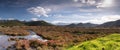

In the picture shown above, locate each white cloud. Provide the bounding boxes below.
[73,0,114,9]
[51,14,120,24]
[52,14,64,18]
[81,0,86,3]
[79,0,96,5]
[51,14,94,24]
[97,0,114,8]
[51,20,82,24]
[0,18,2,20]
[73,0,79,2]
[27,6,51,17]
[79,8,102,12]
[31,18,39,21]
[86,15,120,24]
[8,18,15,20]
[87,0,96,5]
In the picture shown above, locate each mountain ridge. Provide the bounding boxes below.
[0,19,120,27]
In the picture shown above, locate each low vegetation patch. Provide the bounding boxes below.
[67,34,120,50]
[0,26,29,36]
[0,26,120,50]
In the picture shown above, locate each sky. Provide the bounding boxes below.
[0,0,120,24]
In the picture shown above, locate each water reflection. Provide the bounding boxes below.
[0,35,15,50]
[25,30,43,40]
[0,31,47,50]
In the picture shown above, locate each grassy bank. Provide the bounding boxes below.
[67,34,120,50]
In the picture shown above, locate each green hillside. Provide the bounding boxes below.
[67,34,120,50]
[0,20,53,27]
[0,20,25,27]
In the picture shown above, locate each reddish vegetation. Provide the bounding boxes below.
[26,26,120,46]
[12,39,65,50]
[15,39,30,50]
[1,26,120,50]
[0,26,29,36]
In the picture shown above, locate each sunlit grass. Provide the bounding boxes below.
[67,34,120,50]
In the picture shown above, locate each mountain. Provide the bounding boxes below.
[66,23,98,27]
[25,21,53,26]
[0,20,25,27]
[98,20,120,27]
[0,19,120,27]
[0,20,53,27]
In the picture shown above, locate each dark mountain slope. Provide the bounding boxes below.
[98,20,120,27]
[0,20,25,27]
[25,21,53,26]
[66,23,98,27]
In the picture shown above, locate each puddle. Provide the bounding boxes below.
[0,31,47,50]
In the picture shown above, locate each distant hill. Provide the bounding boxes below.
[0,20,25,27]
[98,20,120,27]
[0,19,120,27]
[25,21,53,26]
[66,23,98,27]
[0,20,53,27]
[66,20,120,27]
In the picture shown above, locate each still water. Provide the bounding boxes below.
[0,31,47,50]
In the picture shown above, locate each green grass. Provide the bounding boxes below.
[66,34,120,50]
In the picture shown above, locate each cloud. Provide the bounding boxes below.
[86,15,120,24]
[31,18,39,21]
[26,0,115,14]
[51,14,95,24]
[8,18,15,20]
[97,0,114,8]
[73,0,79,2]
[27,6,51,17]
[0,18,2,20]
[81,0,86,3]
[73,0,96,5]
[51,20,82,24]
[79,8,102,12]
[1,0,120,23]
[50,14,120,24]
[73,0,86,3]
[87,0,96,5]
